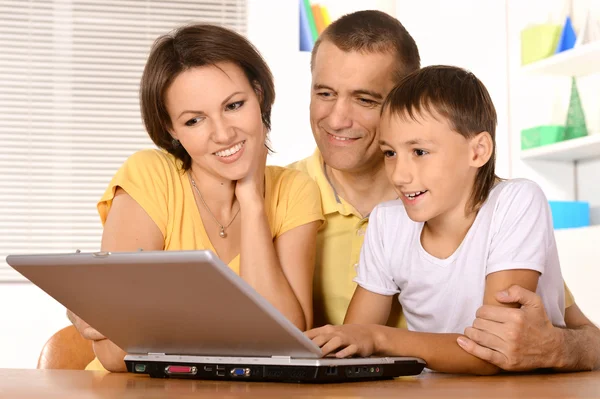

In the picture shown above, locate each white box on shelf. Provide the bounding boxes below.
[521,40,600,77]
[521,133,600,162]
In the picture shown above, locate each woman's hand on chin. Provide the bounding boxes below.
[235,141,267,205]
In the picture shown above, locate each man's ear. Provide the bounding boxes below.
[469,131,493,167]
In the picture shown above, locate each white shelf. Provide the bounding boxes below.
[521,41,600,77]
[521,133,600,162]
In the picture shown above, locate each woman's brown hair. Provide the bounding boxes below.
[140,24,275,171]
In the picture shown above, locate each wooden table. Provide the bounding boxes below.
[1,368,599,398]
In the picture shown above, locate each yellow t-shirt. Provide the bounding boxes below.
[86,149,324,371]
[289,149,575,329]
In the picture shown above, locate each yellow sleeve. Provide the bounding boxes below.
[278,170,324,237]
[564,281,575,308]
[97,149,174,238]
[85,357,108,372]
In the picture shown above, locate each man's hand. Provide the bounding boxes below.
[457,285,561,371]
[305,324,380,358]
[67,309,106,341]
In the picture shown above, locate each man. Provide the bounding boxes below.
[289,10,600,371]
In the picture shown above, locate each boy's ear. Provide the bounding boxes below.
[469,131,493,168]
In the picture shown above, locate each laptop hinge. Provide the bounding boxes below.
[271,356,291,359]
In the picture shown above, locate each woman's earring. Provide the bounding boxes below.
[172,138,180,148]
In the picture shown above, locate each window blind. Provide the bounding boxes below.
[0,0,247,282]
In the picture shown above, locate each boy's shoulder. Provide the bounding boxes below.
[489,178,547,203]
[484,178,549,220]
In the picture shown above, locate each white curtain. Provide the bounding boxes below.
[0,0,247,282]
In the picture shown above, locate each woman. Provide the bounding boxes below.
[68,24,323,372]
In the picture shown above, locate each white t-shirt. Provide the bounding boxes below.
[354,179,566,334]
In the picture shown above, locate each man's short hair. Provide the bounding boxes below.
[311,10,420,81]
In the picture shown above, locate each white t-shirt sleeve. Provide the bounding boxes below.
[353,205,400,296]
[486,180,553,276]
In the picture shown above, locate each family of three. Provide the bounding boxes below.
[68,10,600,374]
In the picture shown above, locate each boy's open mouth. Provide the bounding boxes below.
[404,190,428,200]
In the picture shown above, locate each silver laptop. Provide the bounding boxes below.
[6,250,425,382]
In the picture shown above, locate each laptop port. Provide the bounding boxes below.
[203,365,213,372]
[230,368,251,377]
[164,365,198,375]
[216,365,225,371]
[325,366,337,376]
[216,370,226,377]
[134,363,147,373]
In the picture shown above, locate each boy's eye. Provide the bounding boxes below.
[414,149,429,156]
[383,150,396,158]
[226,100,244,111]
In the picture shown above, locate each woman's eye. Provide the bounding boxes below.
[414,149,428,156]
[226,101,244,111]
[383,150,396,158]
[185,117,201,127]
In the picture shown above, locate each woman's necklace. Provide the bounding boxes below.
[190,174,240,238]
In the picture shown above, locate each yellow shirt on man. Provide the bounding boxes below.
[289,149,575,329]
[86,149,324,371]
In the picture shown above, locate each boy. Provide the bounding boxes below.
[305,65,566,375]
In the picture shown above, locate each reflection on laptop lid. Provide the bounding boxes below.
[7,250,425,382]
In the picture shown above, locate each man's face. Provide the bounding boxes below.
[310,41,398,173]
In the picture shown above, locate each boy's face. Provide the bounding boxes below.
[310,41,397,173]
[379,110,478,224]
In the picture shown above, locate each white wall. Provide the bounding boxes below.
[555,226,600,325]
[0,284,69,369]
[506,0,599,323]
[247,0,314,167]
[507,0,600,213]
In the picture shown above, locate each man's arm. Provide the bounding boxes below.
[558,303,600,370]
[459,285,600,371]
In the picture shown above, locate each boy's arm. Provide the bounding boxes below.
[344,286,393,325]
[375,269,540,375]
[309,269,540,374]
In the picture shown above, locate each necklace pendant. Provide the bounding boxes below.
[219,227,227,238]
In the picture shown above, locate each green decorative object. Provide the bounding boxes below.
[521,125,566,150]
[564,77,588,140]
[521,24,561,65]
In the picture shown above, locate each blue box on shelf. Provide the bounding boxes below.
[548,200,590,229]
